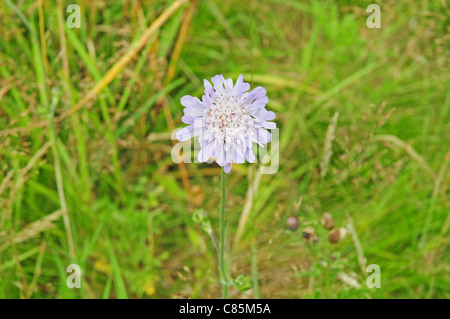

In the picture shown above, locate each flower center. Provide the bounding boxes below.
[205,98,254,144]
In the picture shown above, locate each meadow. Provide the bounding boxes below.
[0,0,449,299]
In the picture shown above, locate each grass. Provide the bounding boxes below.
[0,0,449,299]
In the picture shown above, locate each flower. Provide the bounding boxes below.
[176,74,276,173]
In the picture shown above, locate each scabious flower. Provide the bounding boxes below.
[176,74,276,173]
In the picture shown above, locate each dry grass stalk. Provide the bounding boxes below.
[372,134,436,179]
[346,216,367,274]
[233,167,262,248]
[0,209,65,253]
[337,272,361,288]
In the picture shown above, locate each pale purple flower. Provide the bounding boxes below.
[176,74,276,173]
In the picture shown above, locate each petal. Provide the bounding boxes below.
[181,115,196,124]
[176,125,195,141]
[204,139,216,154]
[211,75,226,90]
[261,120,276,129]
[247,96,269,113]
[246,86,267,103]
[234,74,251,96]
[224,145,233,163]
[256,109,275,121]
[224,77,233,90]
[198,149,210,162]
[257,128,272,144]
[234,146,245,164]
[216,143,225,164]
[201,94,213,107]
[203,79,215,96]
[184,105,204,117]
[198,139,214,162]
[181,95,204,109]
[245,148,256,163]
[224,163,232,173]
[209,139,218,157]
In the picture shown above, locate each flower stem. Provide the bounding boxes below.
[219,168,228,299]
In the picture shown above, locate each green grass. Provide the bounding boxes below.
[0,0,449,299]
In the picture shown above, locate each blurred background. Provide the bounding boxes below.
[0,0,449,298]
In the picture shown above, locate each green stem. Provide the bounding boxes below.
[219,168,228,299]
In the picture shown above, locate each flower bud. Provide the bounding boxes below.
[302,226,318,243]
[192,209,207,224]
[201,220,213,234]
[234,274,252,292]
[321,212,335,230]
[328,227,347,243]
[286,216,299,231]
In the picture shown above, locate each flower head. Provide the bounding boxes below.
[176,74,276,173]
